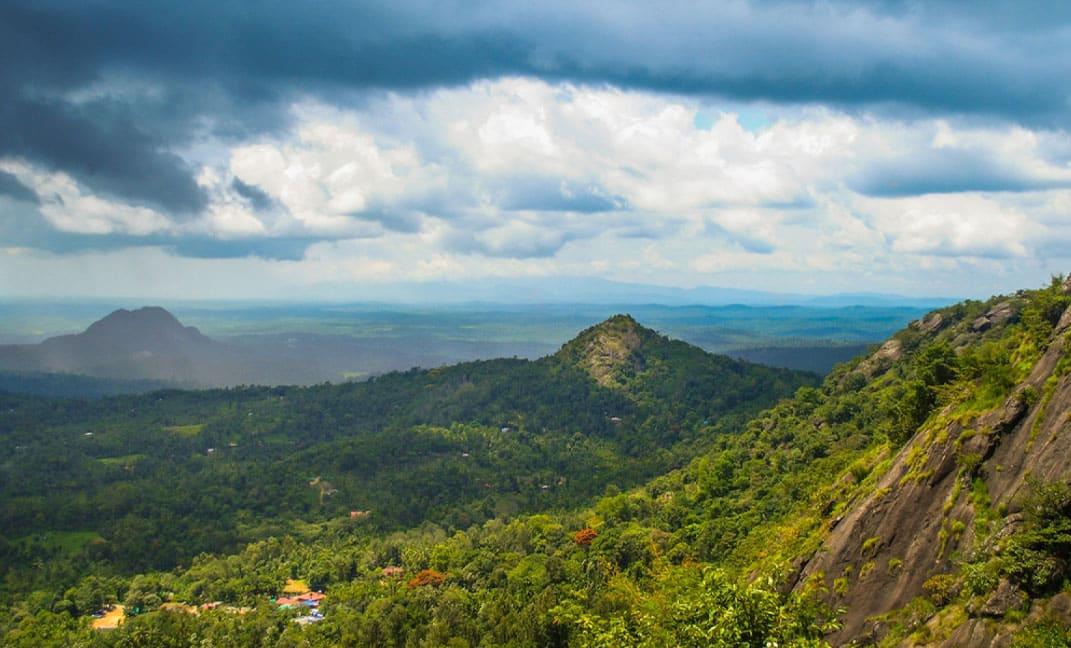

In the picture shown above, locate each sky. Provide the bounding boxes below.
[1,0,1070,301]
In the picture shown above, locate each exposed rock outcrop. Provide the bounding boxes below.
[1058,305,1071,334]
[939,591,1071,647]
[795,299,1071,644]
[913,312,947,334]
[856,339,903,378]
[971,579,1027,618]
[970,301,1018,332]
[554,315,655,388]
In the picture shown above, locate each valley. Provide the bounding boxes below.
[2,277,1069,646]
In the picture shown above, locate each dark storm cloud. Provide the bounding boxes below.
[3,0,1071,258]
[5,1,1069,127]
[0,94,209,214]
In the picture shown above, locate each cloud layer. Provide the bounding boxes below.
[1,1,1070,297]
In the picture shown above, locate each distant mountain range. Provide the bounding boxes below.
[284,276,959,308]
[0,306,559,390]
[0,301,923,394]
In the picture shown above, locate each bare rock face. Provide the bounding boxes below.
[939,620,1012,648]
[856,339,903,378]
[1057,305,1071,334]
[795,313,1071,645]
[1062,275,1071,295]
[982,514,1025,553]
[990,386,1032,436]
[914,312,947,334]
[971,301,1017,332]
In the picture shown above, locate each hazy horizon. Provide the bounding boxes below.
[0,275,965,306]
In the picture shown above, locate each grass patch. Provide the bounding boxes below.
[98,454,146,467]
[163,424,205,438]
[16,530,103,555]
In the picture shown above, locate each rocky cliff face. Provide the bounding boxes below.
[791,283,1071,645]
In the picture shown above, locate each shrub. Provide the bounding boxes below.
[573,528,598,547]
[833,577,848,596]
[923,573,959,605]
[861,536,881,556]
[408,568,447,588]
[1012,622,1071,647]
[962,560,999,597]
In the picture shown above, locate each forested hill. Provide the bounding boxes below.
[0,316,810,615]
[0,306,231,385]
[6,281,1071,647]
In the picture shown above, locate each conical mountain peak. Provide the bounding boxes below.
[555,314,661,387]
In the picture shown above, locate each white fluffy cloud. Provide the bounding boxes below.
[4,78,1071,297]
[0,160,172,236]
[857,194,1037,259]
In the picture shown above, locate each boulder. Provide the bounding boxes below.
[940,619,1012,648]
[1045,591,1071,624]
[974,579,1027,617]
[990,387,1031,436]
[857,339,903,377]
[993,514,1025,544]
[971,301,1016,332]
[915,312,947,334]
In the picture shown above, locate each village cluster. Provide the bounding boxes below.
[90,579,327,630]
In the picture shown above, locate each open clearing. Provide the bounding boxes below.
[98,454,146,467]
[163,424,205,437]
[17,530,103,555]
[91,605,125,630]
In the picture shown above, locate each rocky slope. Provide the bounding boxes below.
[553,314,658,388]
[790,277,1071,645]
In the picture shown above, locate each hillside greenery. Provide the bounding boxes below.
[3,282,1071,647]
[0,318,809,634]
